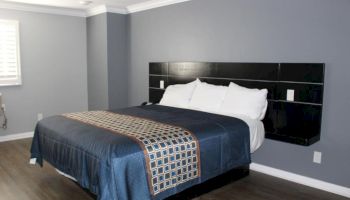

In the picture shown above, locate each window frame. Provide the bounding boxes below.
[0,19,22,87]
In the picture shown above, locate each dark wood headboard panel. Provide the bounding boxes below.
[149,62,325,146]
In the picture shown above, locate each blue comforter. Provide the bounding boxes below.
[30,105,250,200]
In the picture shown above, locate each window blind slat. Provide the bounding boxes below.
[0,19,21,86]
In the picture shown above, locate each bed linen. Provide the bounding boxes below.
[30,105,250,200]
[220,114,265,153]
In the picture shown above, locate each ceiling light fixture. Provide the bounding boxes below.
[79,0,93,6]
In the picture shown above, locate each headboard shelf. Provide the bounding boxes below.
[149,62,325,146]
[149,87,165,90]
[270,100,322,106]
[279,81,323,85]
[168,76,281,83]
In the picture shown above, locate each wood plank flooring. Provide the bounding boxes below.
[0,138,348,200]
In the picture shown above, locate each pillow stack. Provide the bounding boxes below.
[218,82,268,120]
[159,79,200,108]
[159,79,268,120]
[188,82,227,113]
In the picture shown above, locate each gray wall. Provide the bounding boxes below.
[128,0,350,187]
[0,9,88,136]
[107,13,128,109]
[87,13,109,110]
[87,13,128,110]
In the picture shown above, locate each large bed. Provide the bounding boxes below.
[30,61,324,200]
[31,105,258,200]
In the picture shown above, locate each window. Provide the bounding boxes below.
[0,19,21,86]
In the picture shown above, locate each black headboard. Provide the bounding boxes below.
[149,62,325,146]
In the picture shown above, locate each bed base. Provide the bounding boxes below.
[166,165,249,199]
[78,164,249,199]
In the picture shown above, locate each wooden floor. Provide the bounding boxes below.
[0,139,348,200]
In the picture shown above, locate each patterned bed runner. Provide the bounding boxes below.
[62,111,200,195]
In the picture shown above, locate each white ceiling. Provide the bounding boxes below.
[0,0,191,16]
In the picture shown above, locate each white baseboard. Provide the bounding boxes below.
[250,162,350,198]
[0,132,34,143]
[1,133,349,198]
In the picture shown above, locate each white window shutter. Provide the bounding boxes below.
[0,19,21,86]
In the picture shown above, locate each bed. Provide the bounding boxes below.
[30,61,324,200]
[31,105,258,200]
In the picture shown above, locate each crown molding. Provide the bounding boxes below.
[106,6,128,15]
[0,2,86,17]
[126,0,191,13]
[85,5,128,17]
[85,5,106,17]
[0,0,192,17]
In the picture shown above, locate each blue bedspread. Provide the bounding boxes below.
[30,105,250,200]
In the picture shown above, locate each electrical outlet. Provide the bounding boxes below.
[287,89,295,101]
[37,113,43,121]
[160,80,165,89]
[313,151,322,164]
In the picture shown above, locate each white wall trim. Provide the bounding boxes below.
[250,162,350,198]
[86,5,128,17]
[106,6,128,15]
[126,0,191,14]
[1,0,192,17]
[0,131,34,143]
[0,2,86,17]
[85,5,107,17]
[1,133,349,198]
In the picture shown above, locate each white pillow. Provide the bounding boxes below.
[189,82,228,113]
[159,79,201,108]
[218,82,268,120]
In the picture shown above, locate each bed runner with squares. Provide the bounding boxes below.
[62,111,200,195]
